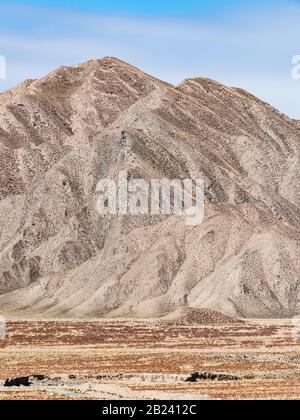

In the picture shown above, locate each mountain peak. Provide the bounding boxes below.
[0,58,299,319]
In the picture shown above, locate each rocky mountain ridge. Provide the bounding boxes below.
[0,57,299,318]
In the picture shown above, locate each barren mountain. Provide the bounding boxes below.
[0,57,299,319]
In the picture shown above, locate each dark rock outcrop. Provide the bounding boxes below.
[185,372,240,382]
[4,377,32,387]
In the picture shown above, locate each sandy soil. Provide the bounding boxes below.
[0,319,299,400]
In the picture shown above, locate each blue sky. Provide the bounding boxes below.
[0,0,286,16]
[0,0,299,118]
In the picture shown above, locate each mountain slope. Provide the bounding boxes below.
[0,57,299,318]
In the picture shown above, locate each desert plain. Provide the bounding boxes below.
[0,318,300,400]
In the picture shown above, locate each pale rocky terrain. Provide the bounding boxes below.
[0,57,299,319]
